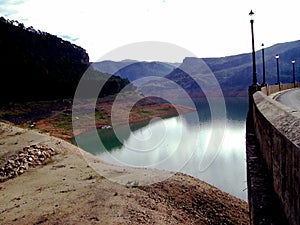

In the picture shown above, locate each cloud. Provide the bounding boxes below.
[0,0,26,17]
[0,0,25,5]
[60,35,79,43]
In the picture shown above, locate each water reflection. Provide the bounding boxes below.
[180,119,247,200]
[98,115,198,169]
[73,97,248,201]
[97,115,247,200]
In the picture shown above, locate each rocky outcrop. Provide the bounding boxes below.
[0,145,57,181]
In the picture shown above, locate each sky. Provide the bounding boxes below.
[0,0,299,62]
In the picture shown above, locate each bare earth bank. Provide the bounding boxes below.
[0,122,249,224]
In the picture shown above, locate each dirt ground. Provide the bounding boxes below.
[0,122,249,224]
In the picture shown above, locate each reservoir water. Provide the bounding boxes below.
[73,97,248,201]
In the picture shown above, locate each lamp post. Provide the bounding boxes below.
[292,60,296,87]
[275,54,280,89]
[249,10,257,85]
[261,43,266,85]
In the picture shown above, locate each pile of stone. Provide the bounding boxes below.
[0,145,57,181]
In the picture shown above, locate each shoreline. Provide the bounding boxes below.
[0,97,250,224]
[0,121,249,224]
[71,103,195,138]
[0,97,195,141]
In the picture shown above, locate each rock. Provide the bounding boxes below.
[126,180,139,188]
[8,159,14,164]
[0,145,58,182]
[24,163,29,170]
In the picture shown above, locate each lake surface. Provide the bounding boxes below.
[73,97,249,201]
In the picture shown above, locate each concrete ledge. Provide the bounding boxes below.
[261,83,299,96]
[253,91,300,225]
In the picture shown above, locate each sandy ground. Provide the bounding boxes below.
[0,122,249,224]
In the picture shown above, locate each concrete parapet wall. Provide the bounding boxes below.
[281,83,298,91]
[261,82,300,96]
[252,90,300,225]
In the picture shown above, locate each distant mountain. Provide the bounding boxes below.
[208,40,300,95]
[175,56,252,96]
[251,40,300,84]
[92,40,300,97]
[161,40,300,97]
[114,61,176,82]
[164,62,181,68]
[92,60,137,75]
[0,17,130,103]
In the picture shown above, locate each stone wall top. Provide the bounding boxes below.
[253,91,300,148]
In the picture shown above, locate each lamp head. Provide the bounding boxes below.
[275,54,279,59]
[292,60,296,64]
[249,10,254,20]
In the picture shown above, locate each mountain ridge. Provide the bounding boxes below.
[113,61,176,82]
[94,39,300,97]
[167,40,300,96]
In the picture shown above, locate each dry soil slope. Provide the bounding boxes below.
[0,122,249,224]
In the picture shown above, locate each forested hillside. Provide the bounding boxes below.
[0,17,129,104]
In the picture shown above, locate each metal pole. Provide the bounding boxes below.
[292,60,296,87]
[262,44,266,85]
[276,54,280,89]
[250,18,257,85]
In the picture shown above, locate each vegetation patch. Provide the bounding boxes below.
[136,108,154,115]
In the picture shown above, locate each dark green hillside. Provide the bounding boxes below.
[0,17,130,104]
